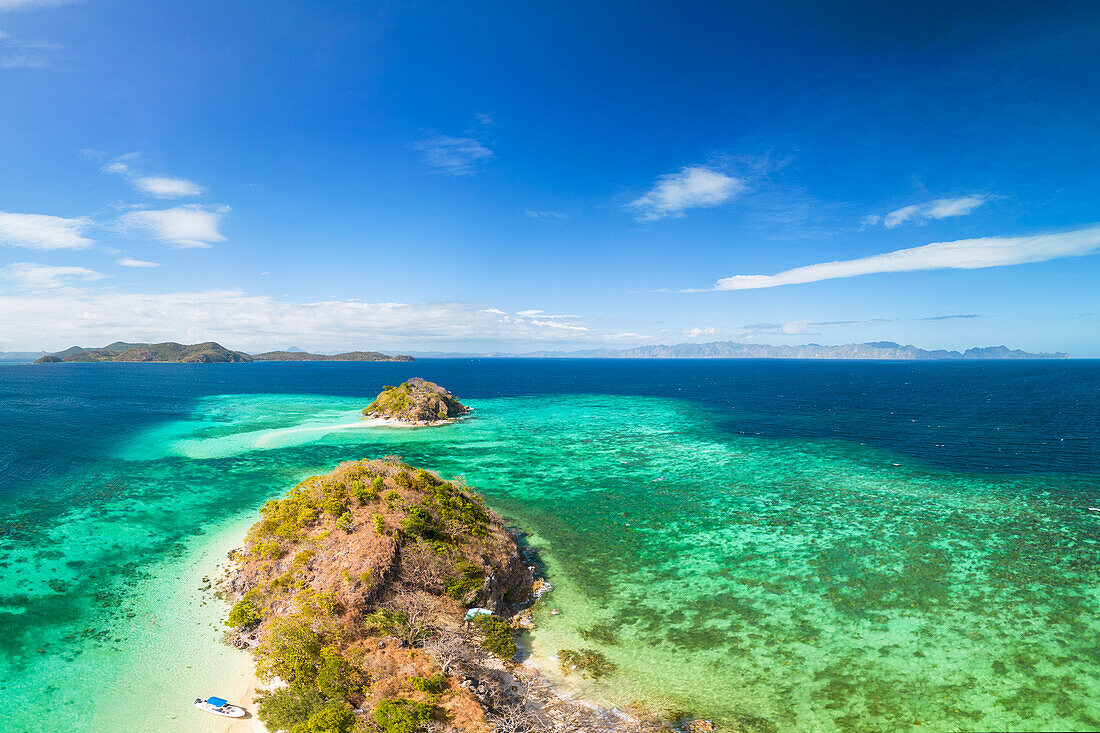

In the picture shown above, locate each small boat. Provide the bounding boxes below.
[194,696,246,718]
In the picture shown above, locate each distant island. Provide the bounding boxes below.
[32,341,414,364]
[364,378,469,424]
[252,350,415,363]
[412,340,1072,360]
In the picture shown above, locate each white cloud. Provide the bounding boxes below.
[135,176,204,199]
[118,204,229,248]
[926,196,986,219]
[869,195,988,229]
[100,154,206,199]
[711,225,1100,291]
[628,166,745,222]
[117,258,160,268]
[1,262,104,289]
[684,326,717,338]
[0,289,636,350]
[0,211,94,249]
[414,134,493,176]
[525,209,566,219]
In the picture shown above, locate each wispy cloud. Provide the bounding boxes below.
[0,289,647,350]
[118,204,229,248]
[0,211,94,250]
[708,225,1100,291]
[864,195,988,228]
[0,52,50,68]
[736,314,981,336]
[0,31,64,68]
[916,313,980,321]
[101,154,205,199]
[413,134,493,176]
[1,262,104,290]
[628,166,745,222]
[738,320,868,336]
[134,176,205,199]
[684,326,717,338]
[0,0,76,10]
[117,258,160,268]
[524,209,566,219]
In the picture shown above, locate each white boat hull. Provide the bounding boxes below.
[195,700,246,718]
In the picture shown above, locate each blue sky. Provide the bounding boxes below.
[1,0,1098,354]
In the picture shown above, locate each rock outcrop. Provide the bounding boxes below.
[363,378,469,424]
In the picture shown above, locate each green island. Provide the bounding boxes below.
[32,341,413,364]
[364,379,470,425]
[221,457,661,733]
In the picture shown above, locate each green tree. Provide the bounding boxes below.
[474,614,517,659]
[293,703,356,733]
[255,685,326,732]
[256,618,324,684]
[315,646,362,700]
[373,698,432,733]
[227,597,262,628]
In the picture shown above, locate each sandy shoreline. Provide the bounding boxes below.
[222,672,267,733]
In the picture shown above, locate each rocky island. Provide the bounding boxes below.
[222,458,663,733]
[364,379,470,425]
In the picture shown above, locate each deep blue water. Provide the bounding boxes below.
[3,359,1098,497]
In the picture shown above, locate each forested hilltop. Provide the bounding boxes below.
[33,341,413,363]
[364,379,470,425]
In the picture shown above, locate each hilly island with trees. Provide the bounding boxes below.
[33,342,414,364]
[221,457,660,733]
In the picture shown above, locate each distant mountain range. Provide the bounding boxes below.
[5,339,1071,364]
[0,350,49,362]
[411,341,1072,359]
[31,341,414,364]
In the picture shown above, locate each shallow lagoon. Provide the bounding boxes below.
[1,360,1098,731]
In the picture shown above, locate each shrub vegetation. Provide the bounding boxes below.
[474,614,517,659]
[373,698,432,733]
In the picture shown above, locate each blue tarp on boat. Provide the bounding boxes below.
[207,697,228,707]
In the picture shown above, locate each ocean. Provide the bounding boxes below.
[1,359,1098,732]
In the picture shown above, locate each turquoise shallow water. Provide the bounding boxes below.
[1,361,1099,732]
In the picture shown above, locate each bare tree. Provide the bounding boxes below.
[400,542,450,591]
[488,703,551,733]
[387,588,440,646]
[422,630,469,675]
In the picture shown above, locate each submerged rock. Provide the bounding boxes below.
[684,720,717,733]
